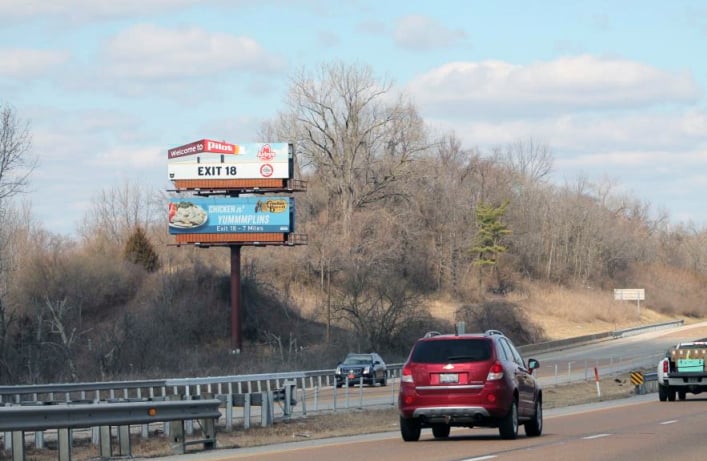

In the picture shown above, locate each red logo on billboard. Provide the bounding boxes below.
[257,144,276,161]
[260,164,274,177]
[168,139,238,158]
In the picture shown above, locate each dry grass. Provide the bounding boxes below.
[422,283,682,341]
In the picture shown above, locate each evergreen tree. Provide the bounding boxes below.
[124,226,160,273]
[471,200,512,293]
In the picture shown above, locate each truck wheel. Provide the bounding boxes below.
[659,385,668,402]
[678,391,687,400]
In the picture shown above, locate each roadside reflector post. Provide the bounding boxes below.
[630,371,645,395]
[594,367,601,398]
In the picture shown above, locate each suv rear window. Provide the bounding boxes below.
[410,339,492,363]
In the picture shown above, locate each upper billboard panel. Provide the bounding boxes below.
[167,140,292,181]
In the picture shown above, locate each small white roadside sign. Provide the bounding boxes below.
[614,288,645,315]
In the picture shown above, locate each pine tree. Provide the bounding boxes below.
[471,200,512,293]
[124,226,160,273]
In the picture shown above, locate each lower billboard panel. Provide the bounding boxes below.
[169,196,294,234]
[174,233,286,244]
[172,178,289,190]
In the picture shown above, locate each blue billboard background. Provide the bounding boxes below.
[169,196,294,234]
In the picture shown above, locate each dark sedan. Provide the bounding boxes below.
[335,352,388,387]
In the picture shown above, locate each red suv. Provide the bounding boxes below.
[398,329,542,441]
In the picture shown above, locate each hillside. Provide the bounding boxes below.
[411,283,684,340]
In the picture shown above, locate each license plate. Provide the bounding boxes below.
[348,373,355,379]
[688,377,701,383]
[440,373,458,384]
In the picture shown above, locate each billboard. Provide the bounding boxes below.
[169,196,294,234]
[167,140,292,181]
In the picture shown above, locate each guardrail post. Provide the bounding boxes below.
[11,431,23,461]
[261,391,273,427]
[118,425,131,456]
[332,384,337,411]
[224,393,233,430]
[99,426,111,457]
[357,380,364,409]
[344,377,350,409]
[169,420,185,454]
[184,387,193,435]
[243,393,251,429]
[34,430,44,449]
[283,381,295,417]
[58,427,71,461]
[201,417,216,450]
[391,374,396,404]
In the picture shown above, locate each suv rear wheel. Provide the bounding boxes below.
[400,416,421,442]
[499,400,518,440]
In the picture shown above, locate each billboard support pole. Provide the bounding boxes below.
[230,245,242,352]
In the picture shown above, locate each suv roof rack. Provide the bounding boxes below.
[423,331,442,338]
[484,329,504,336]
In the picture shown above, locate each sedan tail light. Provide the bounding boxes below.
[486,362,504,381]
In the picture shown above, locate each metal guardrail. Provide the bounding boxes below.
[0,399,221,460]
[518,320,684,355]
[0,399,221,432]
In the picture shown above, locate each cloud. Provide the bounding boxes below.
[0,48,70,78]
[394,15,466,50]
[356,19,388,36]
[100,23,284,80]
[407,55,702,118]
[426,109,707,155]
[92,145,163,169]
[0,0,203,24]
[316,30,341,48]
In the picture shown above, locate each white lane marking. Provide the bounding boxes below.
[661,420,678,425]
[583,433,611,439]
[461,456,497,461]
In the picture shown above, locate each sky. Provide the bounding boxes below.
[1,0,706,236]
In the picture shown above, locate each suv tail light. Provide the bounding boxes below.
[663,359,669,373]
[486,362,504,381]
[401,366,414,383]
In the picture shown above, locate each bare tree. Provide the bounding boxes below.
[44,297,84,382]
[274,61,428,238]
[497,137,553,184]
[78,179,162,248]
[407,133,480,293]
[0,104,35,382]
[0,103,35,201]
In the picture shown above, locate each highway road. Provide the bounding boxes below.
[146,393,707,461]
[140,322,707,461]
